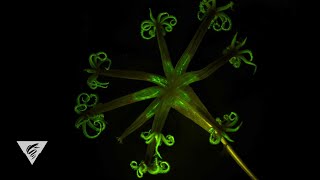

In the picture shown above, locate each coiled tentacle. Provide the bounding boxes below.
[223,33,257,74]
[141,9,177,40]
[197,0,234,31]
[86,52,112,89]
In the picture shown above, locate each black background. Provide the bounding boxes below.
[6,0,301,179]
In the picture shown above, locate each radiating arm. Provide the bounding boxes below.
[175,9,216,75]
[140,9,177,78]
[221,138,258,180]
[172,93,221,133]
[117,98,161,143]
[85,68,168,87]
[155,11,176,78]
[178,54,231,86]
[145,100,171,162]
[87,86,163,115]
[183,86,212,117]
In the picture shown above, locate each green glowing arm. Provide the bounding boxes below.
[151,101,171,133]
[206,112,258,179]
[184,86,211,116]
[145,101,171,162]
[221,138,258,180]
[172,92,221,133]
[85,68,168,87]
[175,0,234,75]
[87,86,163,115]
[180,33,257,86]
[174,6,216,75]
[155,12,176,78]
[117,98,161,143]
[180,55,230,86]
[140,9,176,78]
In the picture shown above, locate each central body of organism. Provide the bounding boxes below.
[74,0,258,179]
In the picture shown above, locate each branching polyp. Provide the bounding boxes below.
[75,0,258,179]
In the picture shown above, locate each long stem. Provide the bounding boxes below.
[179,53,232,87]
[221,138,258,180]
[156,23,175,78]
[117,98,161,143]
[87,86,162,115]
[175,9,216,75]
[86,69,168,87]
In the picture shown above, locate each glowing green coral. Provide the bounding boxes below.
[76,0,258,179]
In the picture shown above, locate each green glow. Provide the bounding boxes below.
[197,0,234,31]
[174,0,233,76]
[132,86,162,101]
[130,157,170,178]
[75,113,106,139]
[141,9,177,40]
[86,69,168,87]
[117,99,160,143]
[149,75,168,87]
[209,112,242,144]
[87,52,112,89]
[74,93,98,114]
[88,86,162,115]
[140,130,175,159]
[76,1,258,179]
[224,33,257,74]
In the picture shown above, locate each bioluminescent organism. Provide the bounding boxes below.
[75,0,258,179]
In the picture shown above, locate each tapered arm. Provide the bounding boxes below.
[85,68,168,87]
[179,54,231,86]
[87,86,162,115]
[221,138,258,180]
[155,18,175,78]
[117,98,161,143]
[175,9,216,75]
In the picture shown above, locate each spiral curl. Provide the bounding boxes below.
[87,52,112,89]
[141,9,177,40]
[130,157,170,178]
[74,93,99,114]
[209,112,242,144]
[75,113,106,139]
[140,130,175,159]
[223,33,257,74]
[197,0,234,31]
